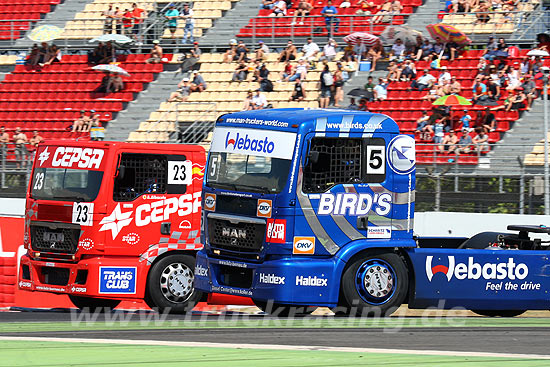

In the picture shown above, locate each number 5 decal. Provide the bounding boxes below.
[168,160,193,185]
[366,145,385,175]
[72,202,94,226]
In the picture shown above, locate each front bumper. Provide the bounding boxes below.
[194,251,342,307]
[19,254,148,299]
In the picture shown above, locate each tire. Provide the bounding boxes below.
[69,295,121,313]
[471,310,526,317]
[253,299,317,317]
[144,253,203,314]
[341,250,408,317]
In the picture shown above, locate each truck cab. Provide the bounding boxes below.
[19,140,205,312]
[194,109,417,314]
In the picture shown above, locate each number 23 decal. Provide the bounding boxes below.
[72,202,94,226]
[168,160,193,185]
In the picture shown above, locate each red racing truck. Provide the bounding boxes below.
[18,140,207,312]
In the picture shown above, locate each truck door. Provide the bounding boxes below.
[294,134,391,256]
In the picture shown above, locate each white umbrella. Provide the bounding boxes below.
[527,49,550,57]
[92,64,130,77]
[380,25,423,47]
[89,34,134,46]
[28,25,64,42]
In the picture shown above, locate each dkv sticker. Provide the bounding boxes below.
[257,199,272,218]
[293,236,315,254]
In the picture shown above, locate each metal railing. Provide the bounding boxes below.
[177,102,217,144]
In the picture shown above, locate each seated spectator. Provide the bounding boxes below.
[536,33,550,52]
[372,1,391,24]
[90,119,105,141]
[286,58,308,82]
[29,130,43,149]
[438,66,451,85]
[146,40,163,64]
[320,39,338,62]
[400,60,416,81]
[88,42,105,64]
[491,89,526,112]
[223,40,237,63]
[389,38,405,61]
[107,74,124,93]
[386,61,401,82]
[459,109,472,131]
[302,37,320,63]
[366,40,384,72]
[260,0,275,9]
[363,75,375,101]
[271,0,287,16]
[234,40,249,63]
[457,128,472,154]
[251,89,268,109]
[168,77,191,102]
[289,78,307,101]
[95,73,110,93]
[342,43,356,63]
[279,40,297,62]
[37,42,49,64]
[255,41,269,61]
[472,76,488,105]
[280,60,293,80]
[486,78,500,103]
[356,0,376,15]
[506,63,521,91]
[446,75,461,95]
[417,39,433,62]
[12,127,28,168]
[440,129,458,154]
[474,2,491,24]
[255,64,270,89]
[292,0,313,25]
[319,64,333,108]
[479,108,496,132]
[422,83,445,101]
[242,91,254,110]
[373,78,388,101]
[232,61,249,82]
[415,111,433,140]
[445,42,460,62]
[410,69,436,91]
[321,0,340,34]
[72,110,89,132]
[26,44,40,66]
[358,98,369,111]
[521,75,537,110]
[190,71,207,92]
[472,127,489,153]
[347,97,359,110]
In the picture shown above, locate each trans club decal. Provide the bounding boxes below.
[266,219,286,243]
[293,236,315,254]
[257,199,272,218]
[99,267,136,294]
[426,256,540,292]
[311,192,392,216]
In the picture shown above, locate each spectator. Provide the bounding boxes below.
[255,63,270,86]
[107,74,124,93]
[457,128,472,154]
[386,61,401,82]
[367,40,384,72]
[25,44,40,66]
[389,38,405,61]
[363,75,375,101]
[102,5,115,34]
[302,37,320,64]
[114,7,124,34]
[98,41,115,64]
[415,111,432,139]
[90,119,105,141]
[242,91,254,110]
[168,77,191,102]
[320,39,337,62]
[271,0,287,16]
[234,40,249,63]
[347,97,359,110]
[521,75,537,110]
[373,78,388,101]
[13,128,28,168]
[433,119,445,146]
[372,1,391,24]
[333,62,344,106]
[491,89,526,112]
[255,40,269,61]
[0,126,8,164]
[447,75,461,95]
[94,73,110,93]
[146,40,163,64]
[417,39,433,62]
[252,89,268,109]
[358,98,369,111]
[223,40,238,63]
[232,61,249,81]
[410,69,436,91]
[122,8,133,35]
[400,60,416,81]
[165,3,180,43]
[29,130,43,148]
[506,63,521,91]
[321,0,340,35]
[480,108,496,132]
[279,40,297,62]
[475,1,491,24]
[437,66,451,85]
[190,42,201,58]
[536,33,550,52]
[356,0,376,15]
[459,109,472,131]
[190,70,207,92]
[472,127,489,153]
[286,58,308,82]
[472,76,488,105]
[292,0,313,25]
[260,0,275,9]
[319,64,333,108]
[486,78,500,103]
[131,3,146,43]
[41,44,61,67]
[37,42,49,64]
[180,3,195,44]
[290,78,307,101]
[89,42,105,64]
[440,129,458,154]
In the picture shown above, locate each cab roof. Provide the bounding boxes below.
[38,140,205,153]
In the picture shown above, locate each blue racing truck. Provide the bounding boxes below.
[194,108,550,317]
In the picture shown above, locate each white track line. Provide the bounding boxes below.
[1,336,550,360]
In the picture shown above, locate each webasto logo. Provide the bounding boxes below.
[225,132,275,153]
[425,256,529,282]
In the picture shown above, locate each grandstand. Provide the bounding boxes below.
[0,0,547,210]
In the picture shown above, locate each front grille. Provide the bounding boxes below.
[41,267,70,286]
[208,217,265,253]
[30,223,80,254]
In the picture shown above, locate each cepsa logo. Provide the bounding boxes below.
[426,256,529,282]
[257,199,272,218]
[38,147,104,170]
[99,192,201,240]
[266,219,286,243]
[204,193,216,211]
[225,131,275,154]
[293,236,315,254]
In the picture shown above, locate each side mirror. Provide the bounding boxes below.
[307,151,319,165]
[117,164,126,180]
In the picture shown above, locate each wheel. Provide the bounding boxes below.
[69,295,121,313]
[471,310,526,317]
[253,299,317,317]
[341,250,408,317]
[145,254,203,314]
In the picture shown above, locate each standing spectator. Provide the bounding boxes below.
[321,0,340,35]
[289,78,307,101]
[472,127,489,153]
[320,39,337,62]
[13,127,28,168]
[302,37,320,64]
[333,62,344,106]
[28,131,44,149]
[165,4,180,43]
[410,69,436,91]
[363,75,375,101]
[373,78,388,101]
[190,70,207,92]
[347,97,359,110]
[319,64,333,108]
[102,5,115,34]
[0,126,8,164]
[255,40,269,60]
[168,78,191,102]
[180,3,195,44]
[251,89,268,109]
[457,128,472,154]
[279,40,297,62]
[440,129,458,154]
[146,40,163,64]
[122,8,133,35]
[433,119,445,147]
[114,7,123,34]
[131,3,146,43]
[521,75,537,110]
[292,0,313,25]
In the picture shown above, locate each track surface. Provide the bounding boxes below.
[1,311,550,356]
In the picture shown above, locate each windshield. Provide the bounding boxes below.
[31,167,104,202]
[206,152,291,194]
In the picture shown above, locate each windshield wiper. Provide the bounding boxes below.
[208,182,238,191]
[234,183,271,194]
[51,195,90,202]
